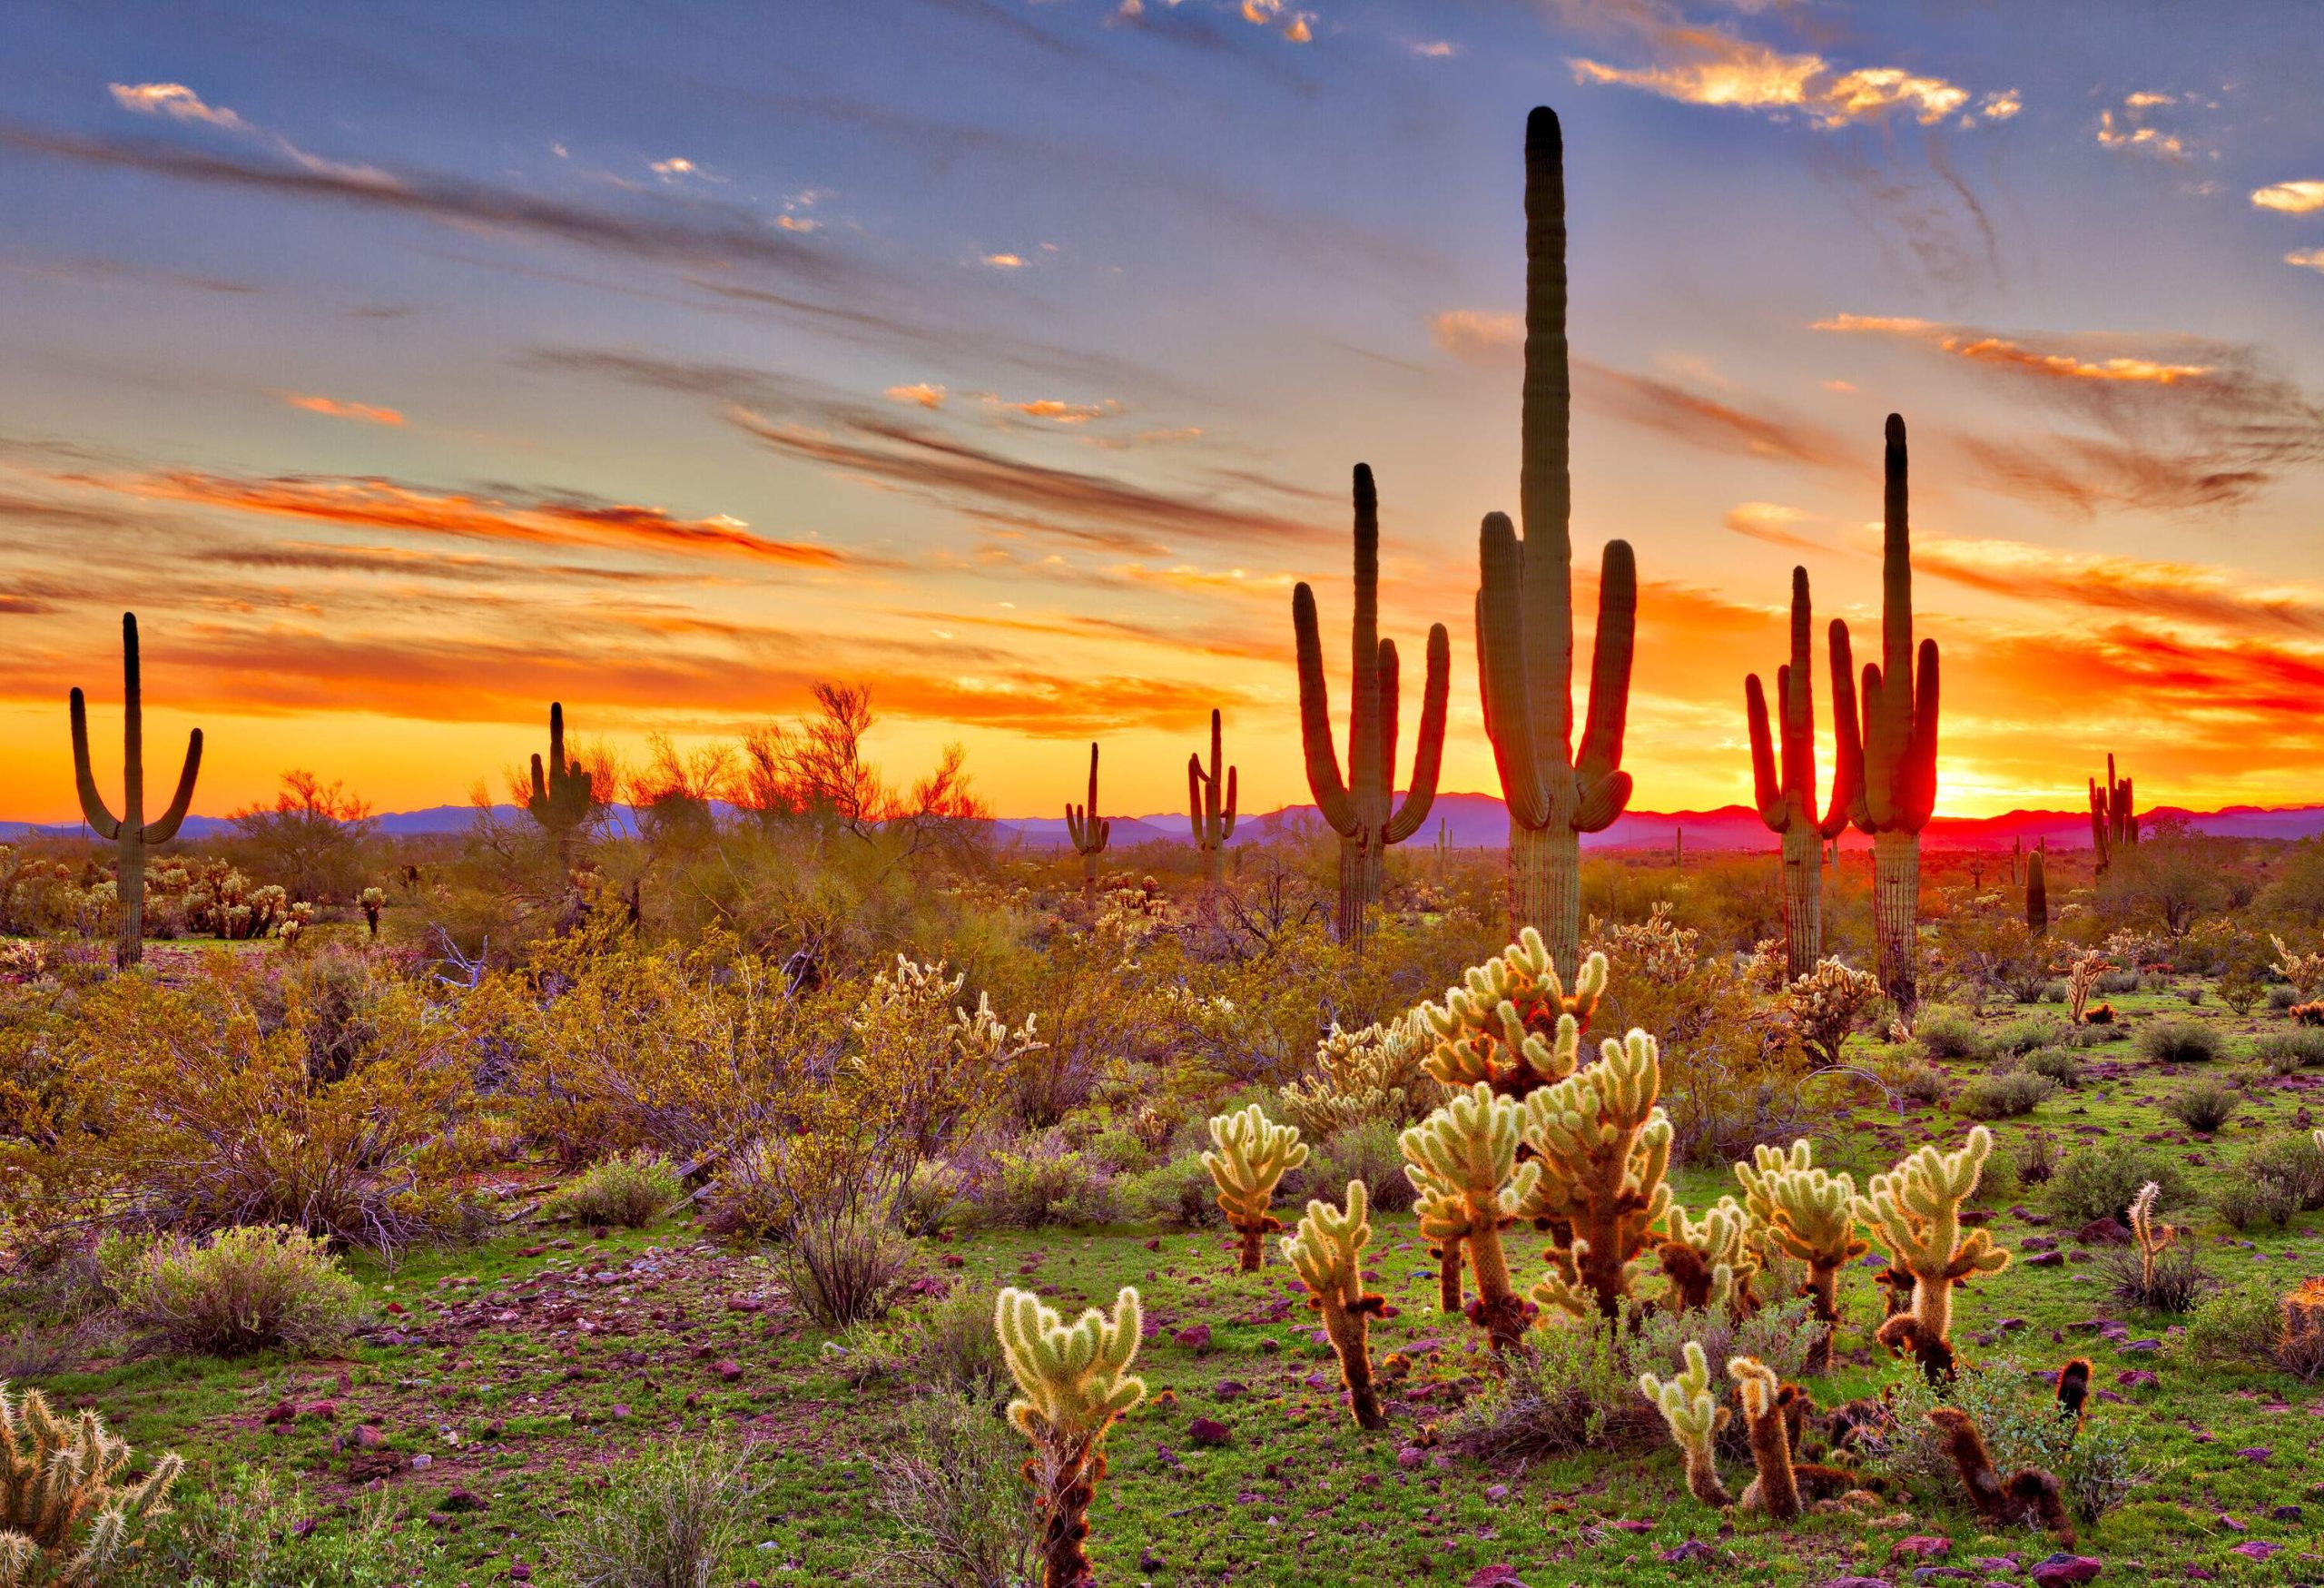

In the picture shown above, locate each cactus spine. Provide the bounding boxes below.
[1746,567,1862,979]
[2025,844,2048,936]
[527,702,595,867]
[1735,1139,1866,1373]
[1201,1104,1307,1272]
[1861,1126,2009,1367]
[2089,755,2136,871]
[1293,466,1451,949]
[68,613,202,968]
[0,1384,182,1581]
[1639,1340,1732,1507]
[1476,107,1638,973]
[1065,742,1109,902]
[1281,1179,1390,1429]
[1846,415,1941,1014]
[1402,1083,1540,1350]
[1187,709,1237,886]
[994,1286,1146,1588]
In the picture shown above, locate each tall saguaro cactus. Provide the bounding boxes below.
[1065,742,1109,902]
[1187,709,1237,886]
[1293,464,1450,949]
[1848,415,1941,1014]
[2026,843,2048,936]
[1746,567,1860,979]
[527,702,595,866]
[2089,755,2136,871]
[69,613,202,968]
[1475,107,1639,974]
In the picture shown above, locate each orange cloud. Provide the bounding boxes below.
[281,391,406,426]
[884,382,948,409]
[2250,180,2324,214]
[1721,502,1828,553]
[1813,315,2212,384]
[1574,360,1862,476]
[1913,536,2324,640]
[1426,309,1524,363]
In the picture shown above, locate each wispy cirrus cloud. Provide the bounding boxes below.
[1812,314,2214,385]
[1721,501,1830,553]
[280,392,405,426]
[107,81,392,183]
[1425,309,1523,363]
[1913,536,2324,640]
[1573,360,1864,477]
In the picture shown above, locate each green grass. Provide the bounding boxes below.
[15,976,2324,1583]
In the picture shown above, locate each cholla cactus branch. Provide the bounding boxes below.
[1202,1105,1308,1272]
[1734,1139,1865,1372]
[995,1286,1146,1588]
[0,1384,181,1584]
[1728,1356,1800,1520]
[2064,952,2111,1026]
[1402,1083,1541,1349]
[1279,1011,1437,1139]
[1282,1179,1390,1429]
[1418,928,1606,1099]
[1521,1028,1673,1321]
[1779,959,1884,1070]
[1862,1126,2010,1366]
[2128,1179,2175,1295]
[1639,1340,1732,1507]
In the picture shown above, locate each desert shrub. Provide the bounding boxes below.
[134,1465,444,1588]
[827,1288,1007,1404]
[847,954,1039,1154]
[969,1134,1118,1229]
[895,1160,966,1237]
[1887,1060,1948,1104]
[1955,1070,2056,1119]
[711,1090,920,1327]
[2049,1139,2188,1225]
[2018,1046,2080,1086]
[869,1391,1041,1588]
[1443,1312,1656,1459]
[2135,1017,2222,1065]
[1631,1297,1817,1399]
[556,1439,762,1588]
[2104,1238,2211,1310]
[1915,1010,1984,1060]
[113,1225,363,1356]
[1117,1154,1220,1229]
[2178,1286,2290,1373]
[2242,1130,2324,1210]
[2059,1022,2117,1049]
[2267,983,2300,1011]
[2036,980,2068,1004]
[1310,1119,1418,1214]
[2011,1129,2059,1185]
[2254,1029,2324,1070]
[2162,1076,2239,1133]
[2213,1176,2298,1234]
[546,1151,682,1228]
[2095,968,2142,995]
[2181,983,2205,1005]
[1880,1359,2147,1524]
[1989,1017,2058,1057]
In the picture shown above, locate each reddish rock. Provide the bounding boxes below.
[1187,1417,1232,1447]
[1893,1537,1953,1561]
[2028,1555,2102,1587]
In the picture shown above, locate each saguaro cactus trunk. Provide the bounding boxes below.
[1187,709,1237,888]
[527,701,595,869]
[1746,567,1860,980]
[69,613,203,968]
[1475,106,1638,977]
[1293,466,1450,951]
[2089,755,2135,871]
[1847,416,1940,1016]
[1066,742,1110,902]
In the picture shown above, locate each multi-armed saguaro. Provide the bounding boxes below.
[1293,465,1450,948]
[527,702,595,866]
[1476,106,1638,975]
[1187,708,1237,886]
[1746,567,1860,980]
[1848,415,1941,1014]
[2089,755,2136,871]
[1065,742,1110,902]
[69,613,203,968]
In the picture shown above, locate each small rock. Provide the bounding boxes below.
[1893,1537,1952,1562]
[714,1359,743,1381]
[1175,1324,1213,1352]
[1213,1379,1248,1401]
[2028,1554,2102,1587]
[1187,1417,1231,1447]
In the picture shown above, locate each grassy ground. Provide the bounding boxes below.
[15,979,2324,1585]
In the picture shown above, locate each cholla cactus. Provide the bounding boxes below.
[0,1385,181,1584]
[994,1287,1146,1588]
[1278,1010,1437,1139]
[1779,959,1884,1068]
[1638,1340,1731,1507]
[1649,1198,1754,1316]
[1202,1105,1308,1272]
[1417,928,1607,1099]
[1520,1029,1673,1321]
[1590,902,1699,986]
[1861,1127,2010,1373]
[1734,1139,1866,1372]
[359,886,385,937]
[1281,1179,1389,1429]
[1402,1083,1541,1348]
[2128,1179,2175,1295]
[2064,951,2111,1025]
[848,955,1041,1158]
[2270,934,2324,1001]
[1728,1356,1800,1521]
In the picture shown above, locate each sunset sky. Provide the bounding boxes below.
[4,1,2322,824]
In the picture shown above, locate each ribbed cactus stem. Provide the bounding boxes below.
[1293,465,1451,951]
[1064,742,1109,902]
[2088,754,2136,872]
[68,613,202,969]
[1474,108,1639,973]
[1747,568,1860,979]
[1845,415,1940,1014]
[2026,846,2048,936]
[526,701,595,868]
[1187,708,1238,886]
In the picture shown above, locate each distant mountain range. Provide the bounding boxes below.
[7,794,2320,851]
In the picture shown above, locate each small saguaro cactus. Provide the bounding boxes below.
[2128,1179,2174,1295]
[1293,464,1451,950]
[1745,567,1861,980]
[0,1384,182,1581]
[68,612,203,968]
[1402,1082,1541,1350]
[1639,1340,1732,1507]
[1475,105,1640,975]
[1065,742,1110,902]
[1281,1179,1390,1430]
[1861,1126,2010,1382]
[1417,927,1606,1100]
[994,1286,1147,1588]
[1187,709,1237,888]
[1202,1104,1308,1271]
[527,702,596,866]
[1728,1356,1802,1520]
[1846,415,1942,1015]
[1734,1139,1866,1372]
[1521,1029,1675,1322]
[2025,843,2048,936]
[2089,754,2136,871]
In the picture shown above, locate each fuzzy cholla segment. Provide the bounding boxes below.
[0,1384,182,1584]
[1737,1139,1866,1271]
[1648,1198,1753,1311]
[1279,1011,1437,1138]
[994,1287,1147,1446]
[1401,1083,1539,1227]
[1417,929,1605,1092]
[1520,1029,1674,1319]
[1638,1340,1731,1505]
[1201,1105,1307,1231]
[1861,1125,2010,1342]
[1283,1179,1374,1307]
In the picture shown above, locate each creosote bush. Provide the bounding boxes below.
[546,1150,683,1228]
[1955,1070,2056,1119]
[2049,1139,2188,1226]
[1915,1010,1984,1060]
[2135,1017,2222,1065]
[2162,1077,2239,1134]
[113,1225,363,1356]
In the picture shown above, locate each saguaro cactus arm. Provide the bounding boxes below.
[1187,708,1238,848]
[69,614,204,845]
[1065,742,1109,857]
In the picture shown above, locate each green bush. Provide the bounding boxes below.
[2255,1029,2324,1070]
[1118,1154,1222,1229]
[1955,1070,2056,1119]
[2049,1139,2188,1226]
[556,1441,762,1588]
[2018,1045,2080,1086]
[2213,1176,2298,1233]
[1915,1011,1984,1060]
[1311,1119,1417,1214]
[2162,1077,2239,1133]
[2243,1130,2324,1210]
[133,1466,443,1588]
[825,1287,1008,1403]
[114,1225,363,1356]
[546,1151,682,1228]
[869,1391,1041,1587]
[1990,1017,2059,1056]
[2135,1017,2221,1064]
[969,1134,1119,1229]
[1883,1359,2146,1524]
[2177,1285,2286,1371]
